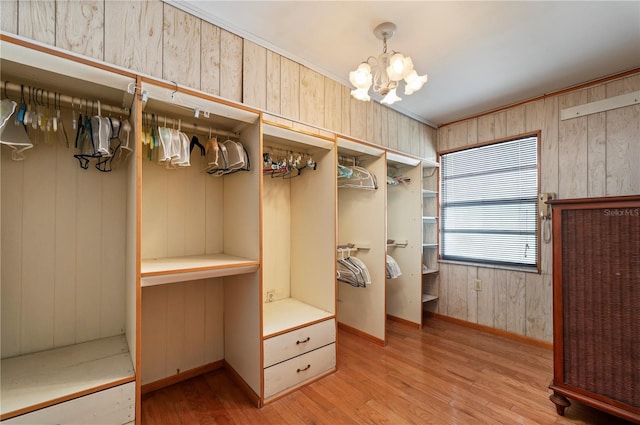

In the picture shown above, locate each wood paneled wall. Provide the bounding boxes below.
[1,122,128,358]
[0,0,436,158]
[141,279,224,385]
[12,0,634,345]
[436,73,640,343]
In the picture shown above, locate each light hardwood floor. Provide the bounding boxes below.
[141,317,635,424]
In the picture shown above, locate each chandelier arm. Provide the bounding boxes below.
[364,56,379,66]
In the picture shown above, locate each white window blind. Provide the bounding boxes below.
[440,136,538,269]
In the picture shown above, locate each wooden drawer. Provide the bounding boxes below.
[263,343,335,399]
[263,319,335,368]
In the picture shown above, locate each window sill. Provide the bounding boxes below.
[438,259,540,274]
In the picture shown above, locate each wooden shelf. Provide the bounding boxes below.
[422,294,439,303]
[422,216,438,223]
[263,298,334,338]
[422,243,438,249]
[422,268,439,275]
[0,335,134,420]
[422,189,437,197]
[141,254,260,286]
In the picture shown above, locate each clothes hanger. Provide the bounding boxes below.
[207,138,229,175]
[337,258,364,287]
[96,116,125,172]
[337,164,377,190]
[74,100,100,170]
[337,248,367,287]
[114,115,132,163]
[0,93,33,161]
[189,125,206,156]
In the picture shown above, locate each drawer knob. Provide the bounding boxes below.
[297,364,311,373]
[296,337,310,345]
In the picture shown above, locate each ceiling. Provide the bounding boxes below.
[170,1,640,127]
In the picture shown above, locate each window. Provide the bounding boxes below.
[440,134,539,270]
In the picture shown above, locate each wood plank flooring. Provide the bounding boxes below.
[142,317,635,424]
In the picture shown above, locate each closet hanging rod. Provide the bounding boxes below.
[338,155,358,166]
[1,80,130,116]
[142,112,238,139]
[263,145,312,156]
[337,242,371,251]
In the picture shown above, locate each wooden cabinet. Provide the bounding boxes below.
[336,136,387,344]
[421,159,440,310]
[263,318,336,398]
[138,79,262,397]
[261,121,337,403]
[385,152,424,328]
[0,37,137,423]
[548,195,640,423]
[1,32,436,419]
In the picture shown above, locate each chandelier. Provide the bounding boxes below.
[349,22,428,105]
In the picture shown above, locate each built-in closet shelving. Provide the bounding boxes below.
[138,79,262,400]
[261,121,337,402]
[421,159,440,309]
[385,152,424,328]
[336,137,387,345]
[0,37,137,424]
[139,81,261,286]
[1,31,438,422]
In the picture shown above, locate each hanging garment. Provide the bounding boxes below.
[386,255,402,279]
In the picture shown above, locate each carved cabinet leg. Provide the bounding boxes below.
[549,392,571,416]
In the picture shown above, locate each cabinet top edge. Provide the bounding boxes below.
[548,195,640,207]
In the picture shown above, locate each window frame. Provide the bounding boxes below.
[437,131,542,273]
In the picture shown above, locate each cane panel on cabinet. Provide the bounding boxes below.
[548,196,640,423]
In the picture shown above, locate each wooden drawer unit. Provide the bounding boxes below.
[263,319,335,368]
[263,343,336,399]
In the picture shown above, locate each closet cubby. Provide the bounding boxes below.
[139,81,261,286]
[421,159,440,310]
[261,121,336,402]
[336,136,387,344]
[1,39,137,423]
[138,80,262,397]
[385,152,424,328]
